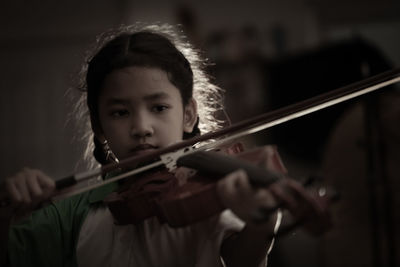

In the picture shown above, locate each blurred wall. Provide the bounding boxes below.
[1,0,399,176]
[0,1,126,178]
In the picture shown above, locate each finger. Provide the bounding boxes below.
[217,169,257,221]
[4,178,22,203]
[232,169,253,196]
[251,190,280,222]
[266,146,288,174]
[220,169,252,198]
[35,170,55,190]
[253,188,279,210]
[284,179,326,215]
[35,171,55,201]
[14,173,32,204]
[268,180,298,211]
[25,174,43,199]
[282,180,333,234]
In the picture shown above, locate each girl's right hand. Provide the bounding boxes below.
[1,168,55,222]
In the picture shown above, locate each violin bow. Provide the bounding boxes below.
[2,67,400,205]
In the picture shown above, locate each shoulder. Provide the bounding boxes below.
[7,191,92,267]
[10,190,91,232]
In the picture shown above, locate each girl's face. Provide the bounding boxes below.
[96,66,197,160]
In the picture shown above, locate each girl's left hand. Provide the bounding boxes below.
[217,170,332,235]
[216,147,332,235]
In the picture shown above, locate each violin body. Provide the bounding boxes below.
[104,143,285,227]
[104,169,178,225]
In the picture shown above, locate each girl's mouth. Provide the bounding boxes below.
[129,144,158,156]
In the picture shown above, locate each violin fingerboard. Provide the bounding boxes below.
[176,151,282,187]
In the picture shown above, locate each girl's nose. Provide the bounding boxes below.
[129,113,154,138]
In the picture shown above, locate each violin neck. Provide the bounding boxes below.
[177,150,282,187]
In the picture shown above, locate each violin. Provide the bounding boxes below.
[1,67,400,232]
[104,143,284,226]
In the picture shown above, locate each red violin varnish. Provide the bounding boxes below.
[104,143,244,226]
[104,168,179,225]
[104,143,286,227]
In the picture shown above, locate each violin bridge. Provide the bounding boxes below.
[160,146,195,172]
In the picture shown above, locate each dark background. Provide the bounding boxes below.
[1,1,400,266]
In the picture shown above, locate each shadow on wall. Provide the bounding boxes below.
[264,39,399,267]
[265,37,394,163]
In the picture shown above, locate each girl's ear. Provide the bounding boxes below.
[183,98,198,133]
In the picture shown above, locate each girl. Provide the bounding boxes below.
[1,24,330,267]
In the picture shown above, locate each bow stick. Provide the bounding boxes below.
[2,67,400,205]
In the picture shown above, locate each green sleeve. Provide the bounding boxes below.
[7,192,91,267]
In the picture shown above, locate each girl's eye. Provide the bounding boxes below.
[111,109,129,117]
[152,105,169,113]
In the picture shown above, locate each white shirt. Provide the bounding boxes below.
[77,205,245,267]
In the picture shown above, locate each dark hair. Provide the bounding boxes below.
[86,31,200,164]
[72,24,223,167]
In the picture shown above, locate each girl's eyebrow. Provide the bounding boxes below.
[106,92,171,105]
[143,92,171,101]
[106,98,129,105]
